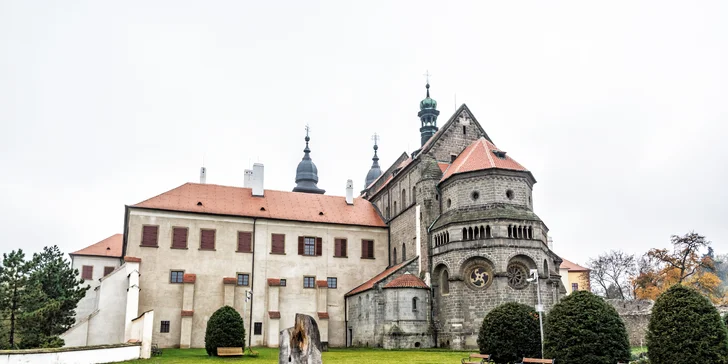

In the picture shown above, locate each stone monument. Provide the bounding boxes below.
[279,314,323,364]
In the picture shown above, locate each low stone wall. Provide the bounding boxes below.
[0,343,140,364]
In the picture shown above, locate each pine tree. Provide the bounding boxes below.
[0,250,32,348]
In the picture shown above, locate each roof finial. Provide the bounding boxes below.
[423,70,431,97]
[304,124,311,153]
[371,132,380,150]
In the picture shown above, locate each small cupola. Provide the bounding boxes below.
[293,126,326,194]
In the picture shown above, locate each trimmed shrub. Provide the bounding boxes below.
[544,290,630,364]
[647,285,728,364]
[204,305,245,356]
[477,302,541,363]
[724,312,728,328]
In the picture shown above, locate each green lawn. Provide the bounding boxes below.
[121,347,649,363]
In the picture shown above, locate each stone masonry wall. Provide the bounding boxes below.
[428,110,483,163]
[440,173,533,212]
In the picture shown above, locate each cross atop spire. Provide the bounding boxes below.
[305,124,311,137]
[423,70,431,84]
[371,133,380,147]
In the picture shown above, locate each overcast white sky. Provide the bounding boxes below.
[1,1,726,265]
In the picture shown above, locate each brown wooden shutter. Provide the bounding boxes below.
[200,229,215,250]
[342,239,347,257]
[141,226,158,246]
[361,240,366,258]
[82,265,93,280]
[238,232,252,252]
[172,227,188,248]
[369,240,374,258]
[298,236,305,255]
[316,237,322,256]
[271,234,285,254]
[334,239,341,257]
[103,266,115,276]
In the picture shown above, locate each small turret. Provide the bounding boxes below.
[364,134,383,189]
[418,81,440,146]
[293,127,325,194]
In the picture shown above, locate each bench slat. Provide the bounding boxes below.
[217,347,244,356]
[521,358,554,364]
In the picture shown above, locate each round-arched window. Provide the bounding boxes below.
[447,198,452,208]
[471,191,480,200]
[507,262,529,290]
[506,189,514,200]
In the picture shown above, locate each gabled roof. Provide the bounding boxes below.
[560,258,589,272]
[71,234,123,258]
[132,183,386,228]
[441,137,529,182]
[346,257,418,296]
[419,104,492,156]
[383,272,429,289]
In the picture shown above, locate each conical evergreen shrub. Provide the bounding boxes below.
[477,302,541,363]
[204,305,245,356]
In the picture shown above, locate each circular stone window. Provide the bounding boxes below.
[447,198,452,208]
[507,262,529,290]
[464,265,493,290]
[506,189,514,200]
[471,191,480,200]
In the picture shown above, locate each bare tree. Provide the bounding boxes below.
[586,250,636,299]
[647,231,713,283]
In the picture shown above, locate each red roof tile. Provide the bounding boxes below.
[560,258,589,272]
[124,256,142,263]
[181,310,194,317]
[317,312,329,319]
[269,311,281,319]
[346,257,417,296]
[268,278,281,286]
[383,273,429,289]
[71,234,123,258]
[223,277,237,285]
[441,138,528,181]
[437,163,450,173]
[316,280,328,288]
[132,183,386,228]
[183,274,196,283]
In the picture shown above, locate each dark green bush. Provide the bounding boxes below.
[647,285,728,364]
[477,302,541,364]
[204,305,245,356]
[723,312,728,328]
[544,290,630,364]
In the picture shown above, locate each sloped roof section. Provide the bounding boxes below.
[132,183,386,228]
[560,258,589,272]
[346,257,418,296]
[71,234,123,258]
[383,272,429,289]
[441,137,528,182]
[419,104,492,156]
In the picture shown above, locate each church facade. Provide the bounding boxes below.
[64,82,564,350]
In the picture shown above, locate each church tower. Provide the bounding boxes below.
[363,135,382,189]
[418,82,440,146]
[293,128,326,194]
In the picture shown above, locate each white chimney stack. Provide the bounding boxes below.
[200,167,207,184]
[252,163,264,197]
[244,169,253,188]
[345,179,354,205]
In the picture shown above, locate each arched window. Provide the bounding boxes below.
[393,248,397,264]
[413,186,417,203]
[518,226,523,238]
[402,243,406,261]
[508,225,513,238]
[441,270,450,294]
[486,225,492,238]
[402,189,406,206]
[474,227,479,240]
[386,207,390,219]
[412,297,418,311]
[462,228,467,240]
[393,201,397,215]
[480,226,485,238]
[529,227,533,239]
[468,227,474,240]
[446,231,449,243]
[543,259,549,276]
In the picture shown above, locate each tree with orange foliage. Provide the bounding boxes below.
[632,231,725,303]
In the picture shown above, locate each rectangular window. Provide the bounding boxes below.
[298,236,322,256]
[172,227,188,249]
[572,283,579,291]
[327,277,337,289]
[361,239,375,259]
[103,266,115,277]
[200,229,216,250]
[237,231,252,252]
[81,265,93,280]
[303,276,315,288]
[170,270,184,283]
[237,273,250,286]
[334,238,347,257]
[254,322,262,335]
[304,237,315,256]
[271,234,285,254]
[280,279,287,287]
[141,225,159,247]
[160,320,170,333]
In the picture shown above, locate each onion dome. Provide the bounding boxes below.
[364,142,382,188]
[419,83,438,110]
[293,133,325,194]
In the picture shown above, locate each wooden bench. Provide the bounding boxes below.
[518,358,554,364]
[217,347,244,356]
[461,353,492,364]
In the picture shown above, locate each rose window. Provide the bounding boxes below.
[469,267,490,288]
[507,262,529,289]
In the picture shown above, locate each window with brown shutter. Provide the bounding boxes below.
[103,266,115,276]
[141,225,159,247]
[298,237,320,256]
[315,237,322,256]
[271,234,285,254]
[200,229,216,250]
[361,239,375,259]
[237,231,252,252]
[171,227,188,249]
[81,265,93,280]
[334,238,347,257]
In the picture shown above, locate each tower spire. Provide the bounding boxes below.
[364,133,382,188]
[293,125,325,194]
[418,73,440,146]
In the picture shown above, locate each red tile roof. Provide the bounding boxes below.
[183,274,196,283]
[71,234,123,258]
[317,312,329,319]
[132,183,386,228]
[383,272,429,289]
[181,310,194,317]
[345,257,417,296]
[560,259,589,272]
[269,311,281,319]
[124,256,142,263]
[438,163,450,173]
[441,138,528,181]
[223,277,237,285]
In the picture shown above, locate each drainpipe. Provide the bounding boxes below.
[344,295,348,347]
[248,218,257,349]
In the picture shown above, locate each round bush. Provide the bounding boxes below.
[544,290,630,364]
[647,285,728,364]
[204,305,246,356]
[477,302,541,363]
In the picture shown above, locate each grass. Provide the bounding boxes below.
[122,347,651,363]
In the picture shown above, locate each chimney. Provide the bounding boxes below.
[345,179,354,205]
[243,169,253,188]
[200,167,207,184]
[252,163,264,197]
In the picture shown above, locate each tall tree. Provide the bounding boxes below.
[0,250,32,348]
[586,250,636,299]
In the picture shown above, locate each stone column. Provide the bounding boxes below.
[180,273,196,349]
[267,278,281,347]
[316,280,329,345]
[223,277,236,307]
